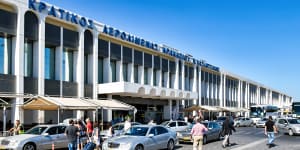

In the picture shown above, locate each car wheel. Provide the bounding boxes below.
[134,144,144,150]
[167,140,175,150]
[203,135,207,145]
[236,123,240,127]
[289,129,294,136]
[23,143,35,150]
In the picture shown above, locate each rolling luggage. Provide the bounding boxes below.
[83,142,96,150]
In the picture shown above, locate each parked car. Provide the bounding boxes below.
[234,117,253,127]
[100,122,142,141]
[0,124,68,150]
[275,118,300,136]
[256,118,268,128]
[102,125,177,150]
[161,120,190,132]
[177,121,222,144]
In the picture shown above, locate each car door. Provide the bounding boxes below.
[168,122,177,131]
[41,126,59,149]
[56,126,67,148]
[147,127,160,150]
[155,127,170,149]
[207,122,217,141]
[276,119,284,133]
[178,121,188,132]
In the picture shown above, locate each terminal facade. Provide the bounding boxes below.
[0,0,293,126]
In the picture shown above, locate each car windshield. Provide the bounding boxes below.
[25,126,48,135]
[161,121,170,126]
[261,118,268,121]
[288,119,300,124]
[124,127,148,136]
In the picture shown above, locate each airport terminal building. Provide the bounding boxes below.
[0,0,293,126]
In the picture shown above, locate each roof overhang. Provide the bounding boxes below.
[98,82,198,100]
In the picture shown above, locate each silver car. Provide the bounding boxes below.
[0,124,68,150]
[234,117,253,127]
[177,121,222,144]
[161,120,190,132]
[256,118,268,128]
[102,125,177,150]
[100,122,142,141]
[275,118,300,136]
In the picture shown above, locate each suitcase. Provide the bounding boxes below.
[83,142,96,150]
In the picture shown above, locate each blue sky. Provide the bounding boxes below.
[44,0,300,101]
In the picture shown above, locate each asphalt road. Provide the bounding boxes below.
[176,126,300,150]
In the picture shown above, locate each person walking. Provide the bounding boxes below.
[65,119,79,150]
[221,116,236,148]
[265,116,277,148]
[86,118,93,141]
[190,118,208,150]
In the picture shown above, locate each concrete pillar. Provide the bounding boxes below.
[92,31,98,99]
[77,28,85,98]
[12,7,26,123]
[174,59,179,89]
[198,66,202,106]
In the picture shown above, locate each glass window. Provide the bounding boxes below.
[134,65,138,83]
[111,60,116,82]
[153,69,157,86]
[84,55,88,83]
[45,47,55,79]
[123,63,128,82]
[162,72,165,87]
[156,127,168,135]
[98,58,103,83]
[169,122,176,127]
[144,67,148,85]
[24,40,33,77]
[0,37,12,74]
[63,49,74,82]
[179,74,182,90]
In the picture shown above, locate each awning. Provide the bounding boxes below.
[86,99,136,111]
[216,106,241,112]
[22,96,98,110]
[183,105,221,112]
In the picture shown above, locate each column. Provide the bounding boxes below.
[77,28,85,98]
[129,48,134,83]
[35,14,46,123]
[174,59,179,89]
[198,66,202,106]
[238,80,241,108]
[192,64,197,105]
[92,31,98,99]
[169,99,172,120]
[12,7,25,123]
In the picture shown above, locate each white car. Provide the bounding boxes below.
[100,122,142,141]
[234,118,253,127]
[161,120,190,132]
[0,124,68,150]
[275,118,300,136]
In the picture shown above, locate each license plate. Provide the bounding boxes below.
[183,137,191,140]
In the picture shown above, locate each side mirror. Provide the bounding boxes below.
[148,134,154,137]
